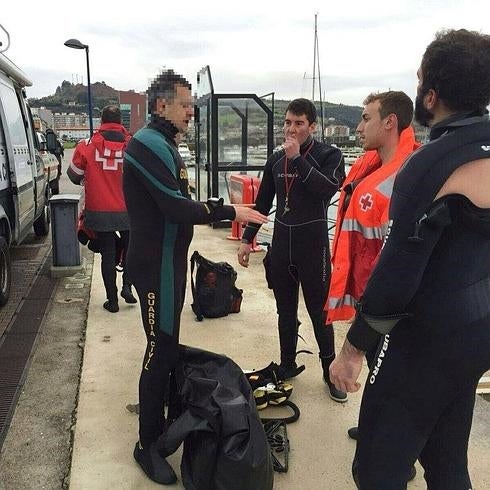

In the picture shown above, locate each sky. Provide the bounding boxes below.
[2,0,489,106]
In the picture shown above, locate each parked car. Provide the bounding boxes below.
[36,131,60,194]
[178,142,194,166]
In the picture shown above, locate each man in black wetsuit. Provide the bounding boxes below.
[238,98,347,402]
[123,70,268,485]
[330,29,490,489]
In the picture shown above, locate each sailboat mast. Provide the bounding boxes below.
[317,31,325,142]
[312,13,317,101]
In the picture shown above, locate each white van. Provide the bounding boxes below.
[0,49,54,304]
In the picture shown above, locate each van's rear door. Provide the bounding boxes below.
[0,72,35,241]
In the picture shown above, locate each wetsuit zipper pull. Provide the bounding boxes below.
[408,214,427,243]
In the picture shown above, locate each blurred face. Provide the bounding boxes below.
[356,100,387,151]
[283,111,316,145]
[414,67,434,127]
[155,84,194,133]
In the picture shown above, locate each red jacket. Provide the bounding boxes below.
[69,123,131,231]
[325,127,420,322]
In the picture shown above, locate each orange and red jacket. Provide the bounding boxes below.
[325,126,420,322]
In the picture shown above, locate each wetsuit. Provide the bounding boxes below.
[242,137,345,366]
[123,117,235,447]
[347,113,490,489]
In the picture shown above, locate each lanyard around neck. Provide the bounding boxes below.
[283,139,314,214]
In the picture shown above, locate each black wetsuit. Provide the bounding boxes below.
[123,117,235,447]
[242,137,345,365]
[347,113,490,490]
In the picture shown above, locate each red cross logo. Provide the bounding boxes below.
[95,148,123,171]
[359,193,374,211]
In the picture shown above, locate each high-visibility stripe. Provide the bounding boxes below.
[376,174,396,198]
[69,162,84,176]
[328,294,357,309]
[340,219,385,240]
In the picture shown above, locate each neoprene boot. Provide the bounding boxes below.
[276,361,305,381]
[121,283,138,304]
[103,300,119,313]
[133,441,177,485]
[320,354,348,403]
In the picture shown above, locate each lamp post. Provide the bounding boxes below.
[64,38,93,137]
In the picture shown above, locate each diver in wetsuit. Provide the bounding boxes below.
[238,98,347,402]
[330,29,490,489]
[123,70,268,485]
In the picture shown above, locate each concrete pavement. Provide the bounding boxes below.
[68,224,490,489]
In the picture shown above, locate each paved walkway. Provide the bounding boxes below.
[69,225,490,489]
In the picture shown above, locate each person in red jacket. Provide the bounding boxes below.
[326,91,420,325]
[68,105,137,312]
[326,91,420,452]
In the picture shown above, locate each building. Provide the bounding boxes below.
[325,124,350,138]
[53,113,88,130]
[118,90,147,134]
[57,127,91,141]
[31,107,54,130]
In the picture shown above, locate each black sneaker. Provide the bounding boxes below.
[121,285,138,304]
[103,300,119,313]
[326,380,348,403]
[322,372,348,403]
[276,362,305,381]
[133,441,177,485]
[347,426,358,440]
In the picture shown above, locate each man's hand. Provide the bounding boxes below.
[237,243,252,267]
[232,205,268,225]
[283,135,300,159]
[329,339,364,393]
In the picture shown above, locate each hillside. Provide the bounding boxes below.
[29,81,362,130]
[28,80,119,116]
[271,99,362,132]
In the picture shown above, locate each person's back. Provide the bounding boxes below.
[380,116,490,321]
[68,105,136,312]
[70,115,130,231]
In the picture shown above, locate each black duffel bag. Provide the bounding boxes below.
[190,251,243,321]
[159,345,274,490]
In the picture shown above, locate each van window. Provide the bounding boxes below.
[0,82,28,147]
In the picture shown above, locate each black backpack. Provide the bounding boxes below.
[190,251,243,321]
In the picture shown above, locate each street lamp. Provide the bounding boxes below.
[64,38,93,137]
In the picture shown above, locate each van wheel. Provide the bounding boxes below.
[0,237,11,306]
[34,200,50,237]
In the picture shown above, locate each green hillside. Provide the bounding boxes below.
[28,80,118,117]
[29,82,362,131]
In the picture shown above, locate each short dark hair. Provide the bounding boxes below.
[286,98,317,125]
[101,105,121,124]
[363,91,413,133]
[421,29,490,113]
[147,70,192,115]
